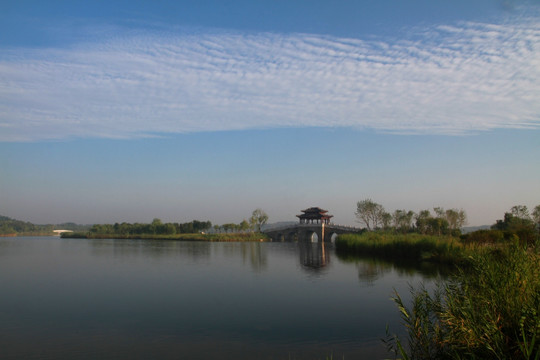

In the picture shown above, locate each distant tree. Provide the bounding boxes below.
[355,199,385,231]
[163,223,176,235]
[415,210,431,235]
[381,212,393,230]
[433,207,446,219]
[194,220,211,232]
[492,205,537,246]
[511,205,530,219]
[222,223,238,233]
[239,219,250,232]
[428,217,449,236]
[426,207,467,235]
[445,209,467,232]
[533,205,540,228]
[392,209,415,233]
[250,209,268,232]
[392,210,404,229]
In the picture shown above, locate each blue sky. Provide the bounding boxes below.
[0,0,539,226]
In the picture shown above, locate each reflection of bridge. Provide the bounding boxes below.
[263,223,362,242]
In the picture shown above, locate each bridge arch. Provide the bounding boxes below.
[287,231,298,242]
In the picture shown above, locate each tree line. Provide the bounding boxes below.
[355,199,540,245]
[88,209,270,236]
[89,219,213,236]
[355,199,467,236]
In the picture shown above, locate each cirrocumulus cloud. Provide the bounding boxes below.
[0,15,539,141]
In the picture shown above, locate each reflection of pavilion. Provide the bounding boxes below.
[296,207,333,225]
[298,241,330,270]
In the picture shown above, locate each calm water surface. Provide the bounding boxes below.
[0,236,441,359]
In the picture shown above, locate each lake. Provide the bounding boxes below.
[0,236,441,359]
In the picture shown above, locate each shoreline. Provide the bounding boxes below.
[61,232,269,242]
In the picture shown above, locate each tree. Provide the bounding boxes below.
[415,210,431,235]
[381,212,393,230]
[533,205,540,228]
[239,219,250,232]
[433,207,445,219]
[428,217,449,236]
[250,209,268,232]
[428,207,467,235]
[355,199,385,231]
[445,209,467,232]
[492,205,537,246]
[511,205,530,219]
[222,223,240,233]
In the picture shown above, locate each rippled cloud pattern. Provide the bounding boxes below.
[1,17,539,141]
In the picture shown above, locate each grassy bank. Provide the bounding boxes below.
[386,244,540,359]
[61,232,269,242]
[335,232,467,266]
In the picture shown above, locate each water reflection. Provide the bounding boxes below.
[224,242,268,272]
[0,238,21,256]
[335,251,454,280]
[86,238,212,260]
[297,240,330,270]
[85,239,270,271]
[355,261,390,286]
[0,236,439,360]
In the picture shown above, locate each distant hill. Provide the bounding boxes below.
[0,215,91,235]
[0,215,52,235]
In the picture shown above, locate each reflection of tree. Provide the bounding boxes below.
[88,239,211,260]
[355,261,389,286]
[335,251,454,279]
[239,242,267,272]
[297,241,330,270]
[221,242,268,272]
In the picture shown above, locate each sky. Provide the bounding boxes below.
[0,0,539,227]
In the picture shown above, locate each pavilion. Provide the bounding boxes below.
[296,207,333,225]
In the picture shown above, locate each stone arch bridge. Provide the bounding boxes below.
[263,223,362,243]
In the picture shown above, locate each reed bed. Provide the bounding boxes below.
[335,232,467,266]
[386,244,540,359]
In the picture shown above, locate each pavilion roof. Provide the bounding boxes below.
[300,207,329,214]
[296,207,333,219]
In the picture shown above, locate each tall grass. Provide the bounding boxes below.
[335,232,466,266]
[386,244,540,359]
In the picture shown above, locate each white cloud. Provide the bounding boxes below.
[0,15,539,141]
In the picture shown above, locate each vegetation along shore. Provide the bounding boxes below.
[345,200,539,360]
